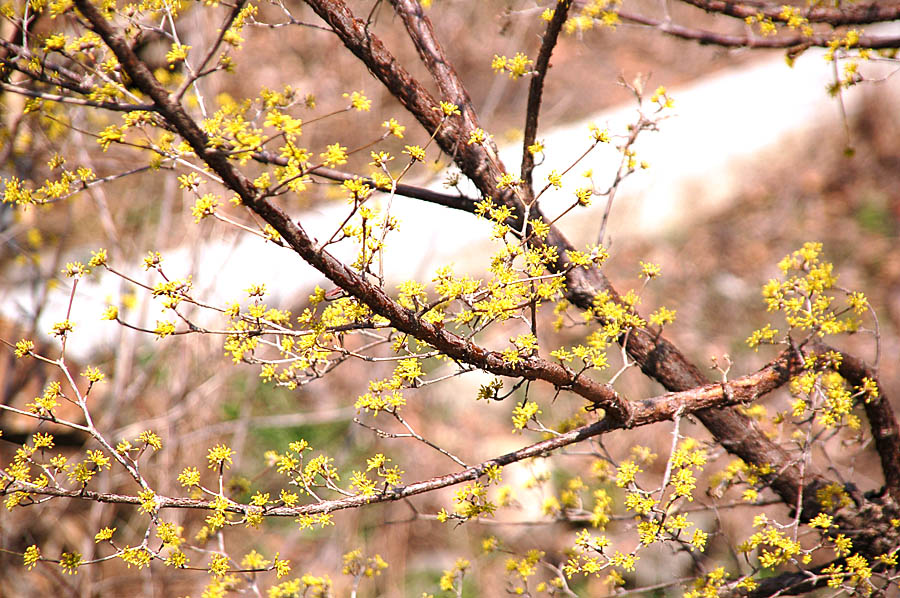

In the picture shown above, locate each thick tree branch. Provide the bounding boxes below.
[387,0,481,140]
[302,0,447,152]
[379,0,511,206]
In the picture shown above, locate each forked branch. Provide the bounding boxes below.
[2,348,802,516]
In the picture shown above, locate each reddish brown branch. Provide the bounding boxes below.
[521,0,572,193]
[679,0,900,27]
[303,0,447,152]
[812,341,900,504]
[251,152,478,212]
[72,0,632,423]
[303,0,821,515]
[619,9,900,49]
[2,349,799,517]
[380,0,511,205]
[387,0,480,138]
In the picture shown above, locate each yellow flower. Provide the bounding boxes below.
[50,320,74,338]
[320,143,348,166]
[59,551,82,575]
[178,467,201,487]
[649,306,676,326]
[467,128,490,145]
[207,444,235,470]
[403,145,426,162]
[343,90,371,111]
[191,194,219,223]
[154,320,176,338]
[81,366,105,383]
[43,33,68,51]
[208,553,229,578]
[547,170,562,188]
[381,118,405,138]
[94,527,116,542]
[165,43,191,65]
[492,52,533,79]
[14,339,34,358]
[438,101,461,116]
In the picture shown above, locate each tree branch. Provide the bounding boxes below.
[521,0,571,192]
[679,0,900,26]
[303,0,448,151]
[251,151,478,212]
[0,81,155,112]
[811,340,900,505]
[2,348,799,517]
[304,0,824,516]
[174,0,248,101]
[387,0,480,138]
[619,9,900,49]
[72,0,633,423]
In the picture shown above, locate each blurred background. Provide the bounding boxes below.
[1,1,898,595]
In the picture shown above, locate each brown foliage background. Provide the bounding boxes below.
[1,1,898,596]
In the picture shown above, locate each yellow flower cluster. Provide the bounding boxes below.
[739,521,806,568]
[491,52,534,79]
[341,549,388,578]
[562,0,621,33]
[749,244,868,352]
[504,549,544,595]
